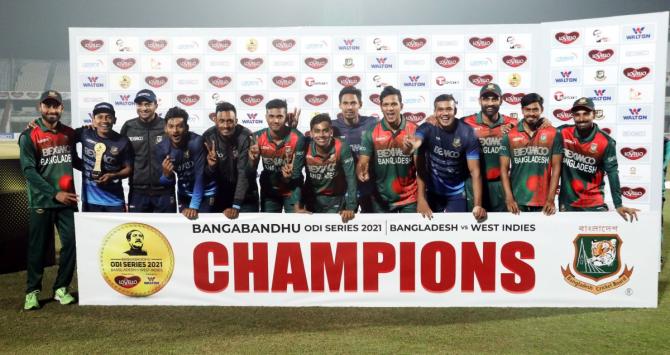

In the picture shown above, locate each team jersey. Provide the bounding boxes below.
[500,120,559,207]
[304,138,357,210]
[554,124,622,209]
[155,132,216,210]
[462,112,517,181]
[332,114,378,196]
[255,127,305,199]
[18,119,76,208]
[416,119,480,197]
[360,118,418,207]
[76,127,133,207]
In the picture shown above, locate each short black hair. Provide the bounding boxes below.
[215,101,237,116]
[164,106,189,124]
[310,113,332,129]
[265,98,287,112]
[379,86,402,104]
[126,230,143,241]
[520,93,544,109]
[433,94,458,109]
[338,86,362,104]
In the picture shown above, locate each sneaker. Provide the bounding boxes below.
[54,287,75,305]
[24,290,40,310]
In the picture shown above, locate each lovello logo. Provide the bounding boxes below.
[588,49,614,62]
[622,107,648,121]
[435,56,459,68]
[403,75,426,88]
[502,93,524,105]
[240,57,263,70]
[555,70,578,83]
[305,94,328,106]
[626,27,651,40]
[623,67,650,80]
[145,76,168,88]
[403,112,426,123]
[176,58,200,70]
[339,39,360,51]
[469,36,493,49]
[208,76,232,88]
[114,94,134,107]
[553,109,573,121]
[272,39,296,51]
[272,76,296,88]
[114,275,141,289]
[81,39,104,51]
[83,76,104,88]
[502,55,527,68]
[144,39,167,51]
[177,94,200,106]
[468,74,493,87]
[402,37,427,50]
[112,58,136,70]
[337,75,360,87]
[590,89,612,102]
[621,187,645,200]
[241,94,264,106]
[208,39,232,51]
[371,57,393,69]
[620,147,647,160]
[555,31,579,44]
[304,57,328,69]
[369,94,381,105]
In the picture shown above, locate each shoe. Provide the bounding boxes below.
[54,287,75,305]
[24,290,40,310]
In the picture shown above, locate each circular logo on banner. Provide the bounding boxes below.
[99,223,174,297]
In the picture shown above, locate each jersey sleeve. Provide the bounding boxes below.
[415,123,431,142]
[552,128,564,155]
[465,130,481,160]
[499,133,510,158]
[359,129,373,157]
[233,131,253,207]
[188,136,206,210]
[340,142,358,211]
[18,132,57,199]
[603,138,622,208]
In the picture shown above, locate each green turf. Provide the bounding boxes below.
[1,203,669,354]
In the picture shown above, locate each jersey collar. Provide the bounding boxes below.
[476,112,504,127]
[381,116,407,132]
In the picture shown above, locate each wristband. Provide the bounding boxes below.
[232,204,241,210]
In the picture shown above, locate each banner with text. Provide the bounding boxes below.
[75,212,659,307]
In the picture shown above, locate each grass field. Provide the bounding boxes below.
[1,204,669,353]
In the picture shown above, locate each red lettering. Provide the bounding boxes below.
[271,243,308,292]
[310,242,357,292]
[233,243,269,292]
[500,242,535,293]
[399,242,415,292]
[363,242,395,291]
[420,241,456,292]
[193,242,228,292]
[461,242,496,292]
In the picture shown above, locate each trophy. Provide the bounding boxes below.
[92,142,107,180]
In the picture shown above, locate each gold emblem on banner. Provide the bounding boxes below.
[100,223,174,297]
[92,142,107,180]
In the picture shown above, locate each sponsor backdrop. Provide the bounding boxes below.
[76,212,659,307]
[69,12,668,213]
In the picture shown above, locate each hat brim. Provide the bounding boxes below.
[479,91,501,98]
[41,97,63,105]
[93,108,115,116]
[134,97,155,104]
[571,105,594,112]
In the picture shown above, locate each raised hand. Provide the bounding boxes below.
[204,140,217,167]
[162,155,174,178]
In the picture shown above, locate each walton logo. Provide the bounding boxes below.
[555,70,578,84]
[588,49,614,62]
[555,31,579,44]
[176,58,200,70]
[245,113,262,124]
[623,67,650,80]
[403,75,426,88]
[626,27,651,40]
[114,94,134,107]
[305,57,328,69]
[145,76,168,88]
[208,39,232,51]
[435,56,459,68]
[177,94,200,106]
[468,74,493,87]
[561,234,633,294]
[272,76,296,88]
[339,39,360,50]
[371,57,393,69]
[402,37,427,50]
[621,186,645,200]
[469,36,493,49]
[620,147,647,160]
[240,57,263,70]
[83,76,104,88]
[241,94,264,106]
[112,58,136,70]
[553,109,573,121]
[502,55,526,68]
[337,75,360,87]
[208,76,232,88]
[305,94,328,106]
[590,89,612,102]
[623,107,648,121]
[272,39,296,51]
[144,39,167,51]
[81,39,104,51]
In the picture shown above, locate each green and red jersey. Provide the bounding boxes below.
[254,127,305,200]
[462,112,517,181]
[500,120,559,207]
[554,124,622,209]
[360,118,417,208]
[18,118,76,208]
[304,138,357,210]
